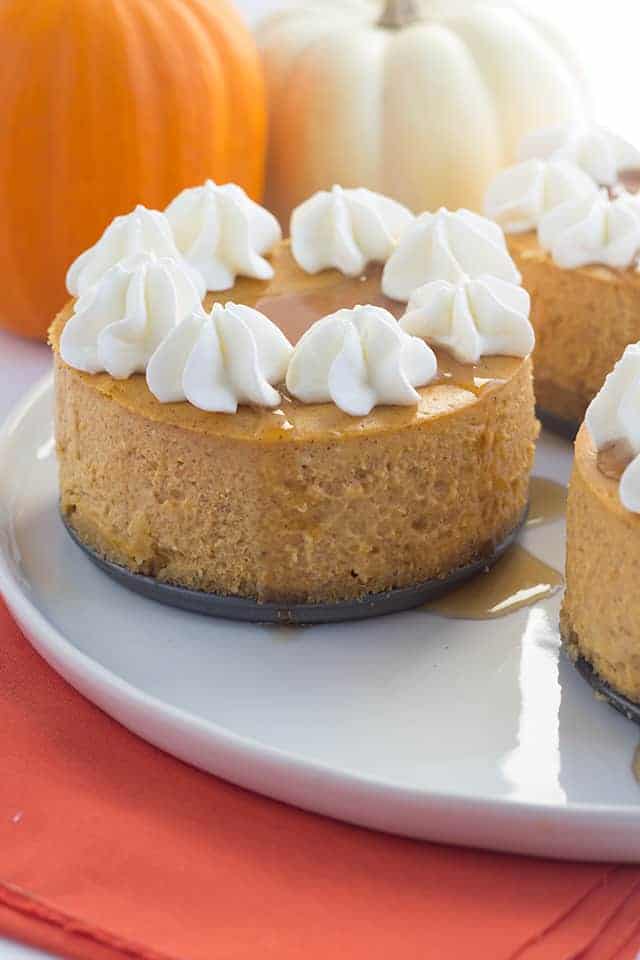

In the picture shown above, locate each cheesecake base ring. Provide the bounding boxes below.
[535,406,580,441]
[563,631,640,727]
[61,508,527,625]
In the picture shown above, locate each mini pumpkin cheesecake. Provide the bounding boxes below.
[561,343,640,702]
[51,186,538,611]
[485,125,640,431]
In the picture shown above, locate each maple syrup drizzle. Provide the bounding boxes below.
[527,477,567,526]
[255,264,401,344]
[616,168,640,196]
[425,545,563,620]
[426,477,566,620]
[597,440,635,481]
[255,265,515,406]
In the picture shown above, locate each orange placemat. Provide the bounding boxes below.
[1,598,639,960]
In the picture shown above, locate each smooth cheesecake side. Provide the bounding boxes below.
[508,231,640,425]
[561,424,640,702]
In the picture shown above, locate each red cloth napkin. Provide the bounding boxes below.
[1,598,640,960]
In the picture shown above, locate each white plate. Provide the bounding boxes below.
[1,375,639,862]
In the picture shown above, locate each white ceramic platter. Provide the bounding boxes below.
[2,376,639,862]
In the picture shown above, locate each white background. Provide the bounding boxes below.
[1,1,639,957]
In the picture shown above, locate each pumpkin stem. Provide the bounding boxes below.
[378,0,422,28]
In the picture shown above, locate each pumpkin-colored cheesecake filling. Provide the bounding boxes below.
[561,425,640,701]
[562,343,640,702]
[484,126,640,428]
[506,230,640,426]
[52,197,538,606]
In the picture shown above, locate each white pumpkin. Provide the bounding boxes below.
[258,0,590,226]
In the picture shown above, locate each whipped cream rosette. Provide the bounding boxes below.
[165,180,282,291]
[400,275,533,365]
[484,159,597,235]
[586,342,640,512]
[381,208,520,302]
[146,302,292,413]
[519,125,640,188]
[60,251,203,378]
[290,185,413,277]
[66,205,205,299]
[537,189,640,269]
[285,304,437,417]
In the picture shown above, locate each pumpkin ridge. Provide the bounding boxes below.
[186,0,266,198]
[1,1,73,331]
[84,0,132,235]
[265,22,377,221]
[113,0,166,205]
[168,0,231,190]
[257,1,589,226]
[0,0,266,339]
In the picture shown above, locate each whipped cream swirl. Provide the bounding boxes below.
[285,305,436,416]
[66,205,205,298]
[146,302,292,413]
[519,125,640,188]
[165,180,282,291]
[538,189,640,269]
[484,159,597,235]
[60,252,203,378]
[585,342,640,513]
[382,208,520,302]
[290,185,413,277]
[400,275,533,365]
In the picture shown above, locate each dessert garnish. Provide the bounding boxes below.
[146,302,292,412]
[165,180,282,290]
[518,125,640,189]
[381,208,521,301]
[285,304,436,416]
[60,251,202,377]
[290,185,413,277]
[66,205,205,298]
[484,158,596,234]
[586,342,640,511]
[537,189,640,269]
[399,274,533,364]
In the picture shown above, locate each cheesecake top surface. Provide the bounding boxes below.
[51,242,526,444]
[576,423,640,526]
[507,230,640,287]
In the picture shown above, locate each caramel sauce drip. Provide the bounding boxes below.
[255,264,514,408]
[606,169,640,199]
[597,440,635,481]
[426,545,563,620]
[426,476,566,620]
[255,264,402,343]
[526,477,567,526]
[617,168,640,195]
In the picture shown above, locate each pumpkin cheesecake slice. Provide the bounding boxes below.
[51,189,538,613]
[485,126,640,431]
[561,343,640,702]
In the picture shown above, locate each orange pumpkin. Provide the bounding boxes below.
[0,0,266,340]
